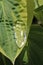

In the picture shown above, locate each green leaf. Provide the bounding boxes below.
[29,24,43,65]
[0,0,27,63]
[34,0,43,22]
[0,0,34,64]
[15,24,43,65]
[34,5,43,22]
[34,0,43,8]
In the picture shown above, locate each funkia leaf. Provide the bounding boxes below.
[0,0,34,64]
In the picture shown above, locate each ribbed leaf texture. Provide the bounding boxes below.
[0,0,27,63]
[29,24,43,65]
[0,0,34,64]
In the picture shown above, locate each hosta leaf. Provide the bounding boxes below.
[34,0,43,8]
[0,0,27,63]
[0,0,34,64]
[34,0,43,24]
[29,24,43,65]
[34,5,43,22]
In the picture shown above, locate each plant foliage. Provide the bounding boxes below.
[0,0,34,65]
